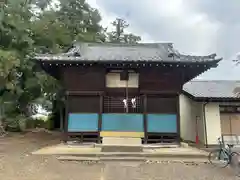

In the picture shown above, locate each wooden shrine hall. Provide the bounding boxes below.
[34,42,221,144]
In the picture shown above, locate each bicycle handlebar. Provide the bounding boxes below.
[217,137,235,148]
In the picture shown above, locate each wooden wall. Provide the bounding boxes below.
[68,95,100,113]
[139,68,183,93]
[61,66,182,115]
[61,66,183,94]
[62,67,105,91]
[146,96,177,114]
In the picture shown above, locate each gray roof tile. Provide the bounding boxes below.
[183,80,240,99]
[34,42,221,63]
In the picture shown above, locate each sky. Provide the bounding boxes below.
[87,0,240,80]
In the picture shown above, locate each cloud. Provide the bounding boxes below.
[193,0,240,59]
[92,0,221,55]
[87,0,240,80]
[86,0,115,29]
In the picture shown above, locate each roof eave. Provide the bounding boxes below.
[182,90,240,102]
[34,58,222,65]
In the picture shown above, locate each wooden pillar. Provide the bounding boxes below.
[63,93,69,143]
[98,94,103,143]
[60,106,63,132]
[143,94,148,144]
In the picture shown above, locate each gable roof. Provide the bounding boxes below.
[183,80,240,100]
[34,42,221,63]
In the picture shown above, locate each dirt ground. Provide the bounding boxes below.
[0,131,238,180]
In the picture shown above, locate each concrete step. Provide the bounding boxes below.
[58,155,145,162]
[57,155,209,163]
[143,144,180,149]
[101,145,143,152]
[145,158,210,164]
[102,137,142,145]
[100,156,145,161]
[57,152,208,159]
[58,156,100,161]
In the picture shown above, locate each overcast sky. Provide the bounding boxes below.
[87,0,240,80]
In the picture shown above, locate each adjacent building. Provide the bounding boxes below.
[181,80,240,146]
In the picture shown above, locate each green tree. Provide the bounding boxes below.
[0,0,105,130]
[107,18,141,44]
[0,0,40,128]
[56,0,106,42]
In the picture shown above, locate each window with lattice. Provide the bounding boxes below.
[103,96,143,113]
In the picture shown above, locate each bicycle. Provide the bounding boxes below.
[208,137,240,176]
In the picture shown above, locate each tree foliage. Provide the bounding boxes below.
[0,0,104,127]
[107,18,141,43]
[0,0,141,129]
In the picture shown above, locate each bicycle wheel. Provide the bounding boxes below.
[230,152,240,177]
[208,149,229,168]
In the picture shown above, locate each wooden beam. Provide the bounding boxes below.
[140,90,179,95]
[66,91,104,95]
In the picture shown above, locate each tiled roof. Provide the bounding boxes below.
[34,42,221,63]
[183,80,240,99]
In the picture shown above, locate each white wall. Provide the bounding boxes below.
[196,103,205,145]
[179,94,195,142]
[205,103,221,145]
[179,95,205,144]
[180,95,240,145]
[106,72,139,88]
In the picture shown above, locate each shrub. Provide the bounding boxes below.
[44,117,54,130]
[26,115,54,130]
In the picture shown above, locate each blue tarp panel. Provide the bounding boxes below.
[102,113,144,132]
[147,114,177,133]
[68,113,98,132]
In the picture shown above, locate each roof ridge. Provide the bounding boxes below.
[85,42,173,48]
[179,53,217,58]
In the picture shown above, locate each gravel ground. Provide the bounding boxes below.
[0,132,239,180]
